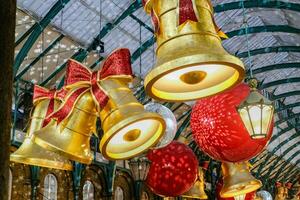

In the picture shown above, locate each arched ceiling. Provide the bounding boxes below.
[13,0,300,192]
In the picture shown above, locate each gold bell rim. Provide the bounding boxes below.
[10,154,73,171]
[34,134,93,165]
[100,112,166,160]
[181,195,208,199]
[144,53,245,102]
[220,181,262,198]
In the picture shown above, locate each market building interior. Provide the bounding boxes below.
[0,0,300,200]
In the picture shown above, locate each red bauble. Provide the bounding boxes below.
[190,83,273,162]
[146,141,198,197]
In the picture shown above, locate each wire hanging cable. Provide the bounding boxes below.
[139,24,142,76]
[41,30,45,83]
[98,0,102,57]
[242,0,253,78]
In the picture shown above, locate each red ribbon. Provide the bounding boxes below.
[47,48,133,124]
[33,85,67,127]
[179,0,198,25]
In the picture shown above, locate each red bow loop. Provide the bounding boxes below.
[65,60,92,86]
[179,0,198,26]
[100,48,132,79]
[33,85,68,127]
[33,85,55,103]
[46,48,133,124]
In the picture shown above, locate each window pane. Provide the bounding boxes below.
[114,186,124,200]
[43,174,57,200]
[83,180,94,200]
[141,191,149,200]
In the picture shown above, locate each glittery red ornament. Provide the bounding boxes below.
[190,83,273,162]
[146,141,198,197]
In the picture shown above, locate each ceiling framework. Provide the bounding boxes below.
[14,0,300,189]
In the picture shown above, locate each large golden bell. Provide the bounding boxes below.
[220,161,262,198]
[143,0,244,101]
[182,167,208,199]
[10,99,73,170]
[99,78,165,160]
[34,90,97,164]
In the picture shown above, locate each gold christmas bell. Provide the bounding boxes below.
[10,85,73,170]
[182,167,208,199]
[98,50,166,160]
[34,60,99,164]
[34,49,165,162]
[143,0,245,101]
[220,161,262,198]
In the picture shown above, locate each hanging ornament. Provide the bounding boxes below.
[181,167,208,199]
[237,79,274,139]
[34,49,166,162]
[190,83,273,162]
[144,102,177,148]
[217,179,256,200]
[220,161,262,198]
[256,190,273,200]
[275,182,290,200]
[143,0,244,102]
[146,141,198,197]
[10,85,73,170]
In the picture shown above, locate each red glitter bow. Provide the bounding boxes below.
[179,0,198,25]
[33,85,67,127]
[47,48,133,124]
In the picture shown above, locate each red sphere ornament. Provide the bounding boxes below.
[146,141,198,197]
[191,83,273,162]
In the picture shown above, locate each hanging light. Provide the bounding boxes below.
[128,156,151,182]
[237,79,274,139]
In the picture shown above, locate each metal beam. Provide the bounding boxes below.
[279,166,299,182]
[276,165,295,181]
[237,46,300,58]
[276,102,300,113]
[275,113,300,126]
[14,0,70,77]
[252,153,269,170]
[214,1,300,13]
[226,25,300,38]
[131,36,155,62]
[263,140,300,179]
[273,150,300,180]
[270,126,294,143]
[256,132,300,176]
[15,34,64,81]
[284,168,300,182]
[250,63,300,75]
[260,78,300,90]
[259,157,282,175]
[175,111,191,140]
[40,49,88,86]
[42,0,143,86]
[15,23,36,47]
[271,91,300,101]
